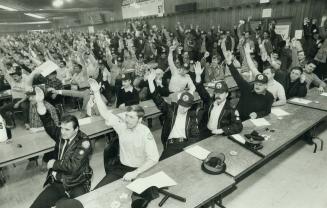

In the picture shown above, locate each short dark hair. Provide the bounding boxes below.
[126,105,145,119]
[263,66,276,74]
[61,114,79,129]
[290,66,303,74]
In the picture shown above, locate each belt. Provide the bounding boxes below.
[167,138,188,144]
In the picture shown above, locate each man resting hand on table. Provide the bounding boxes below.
[88,78,159,189]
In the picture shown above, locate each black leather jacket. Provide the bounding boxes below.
[40,111,93,190]
[151,89,200,148]
[195,82,243,136]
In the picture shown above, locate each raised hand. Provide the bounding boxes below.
[147,70,156,82]
[194,61,204,75]
[204,51,210,58]
[225,51,233,65]
[35,87,44,103]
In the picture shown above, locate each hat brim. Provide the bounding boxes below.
[177,99,193,108]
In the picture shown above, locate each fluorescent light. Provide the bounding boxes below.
[0,4,45,19]
[0,21,51,25]
[53,0,64,8]
[24,13,45,19]
[0,5,17,11]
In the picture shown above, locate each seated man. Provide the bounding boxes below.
[275,66,308,99]
[30,87,93,208]
[116,73,140,108]
[227,52,274,121]
[50,63,91,117]
[193,62,243,137]
[168,46,195,93]
[303,60,326,92]
[89,79,159,188]
[245,44,286,106]
[147,70,200,160]
[0,65,40,129]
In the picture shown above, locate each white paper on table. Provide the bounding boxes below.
[36,60,59,77]
[184,145,211,160]
[250,118,271,127]
[271,108,290,117]
[78,117,92,125]
[231,134,246,144]
[289,98,312,104]
[260,0,270,3]
[320,92,327,97]
[126,171,177,194]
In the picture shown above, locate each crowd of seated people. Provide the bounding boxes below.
[0,14,326,197]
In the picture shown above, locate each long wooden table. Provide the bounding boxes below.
[287,88,327,112]
[229,104,327,158]
[0,131,55,168]
[194,136,262,178]
[78,143,235,208]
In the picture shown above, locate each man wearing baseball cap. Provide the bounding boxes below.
[194,62,242,137]
[226,52,274,121]
[147,70,200,160]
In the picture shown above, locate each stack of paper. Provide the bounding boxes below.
[271,108,290,117]
[126,171,177,194]
[184,145,211,160]
[78,117,93,125]
[250,118,271,127]
[36,60,60,77]
[289,98,312,104]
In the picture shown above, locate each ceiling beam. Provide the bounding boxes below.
[0,8,113,14]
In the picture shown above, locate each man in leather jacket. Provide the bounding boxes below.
[30,87,93,208]
[147,70,200,160]
[193,62,243,137]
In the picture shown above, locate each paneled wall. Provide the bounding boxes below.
[84,0,326,38]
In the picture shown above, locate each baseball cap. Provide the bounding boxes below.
[177,91,194,107]
[254,74,268,84]
[214,81,229,93]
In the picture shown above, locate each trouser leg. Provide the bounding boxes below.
[160,142,190,161]
[19,100,30,124]
[94,163,136,190]
[30,182,66,208]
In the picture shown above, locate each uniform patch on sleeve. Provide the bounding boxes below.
[147,132,154,140]
[82,141,90,149]
[79,150,85,155]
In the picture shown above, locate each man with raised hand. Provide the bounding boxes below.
[227,52,274,121]
[30,87,93,208]
[88,78,159,189]
[193,61,243,137]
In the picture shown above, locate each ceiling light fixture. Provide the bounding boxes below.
[0,4,45,19]
[53,0,64,8]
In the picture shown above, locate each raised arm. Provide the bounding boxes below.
[88,78,119,123]
[35,87,61,142]
[225,52,251,92]
[194,61,211,103]
[168,45,178,75]
[147,70,169,114]
[244,43,259,76]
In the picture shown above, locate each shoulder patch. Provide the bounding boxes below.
[82,141,90,149]
[79,150,85,155]
[235,110,240,117]
[147,132,154,140]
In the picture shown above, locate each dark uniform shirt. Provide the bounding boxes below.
[116,87,140,108]
[229,63,274,121]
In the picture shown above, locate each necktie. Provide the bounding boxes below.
[60,140,68,160]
